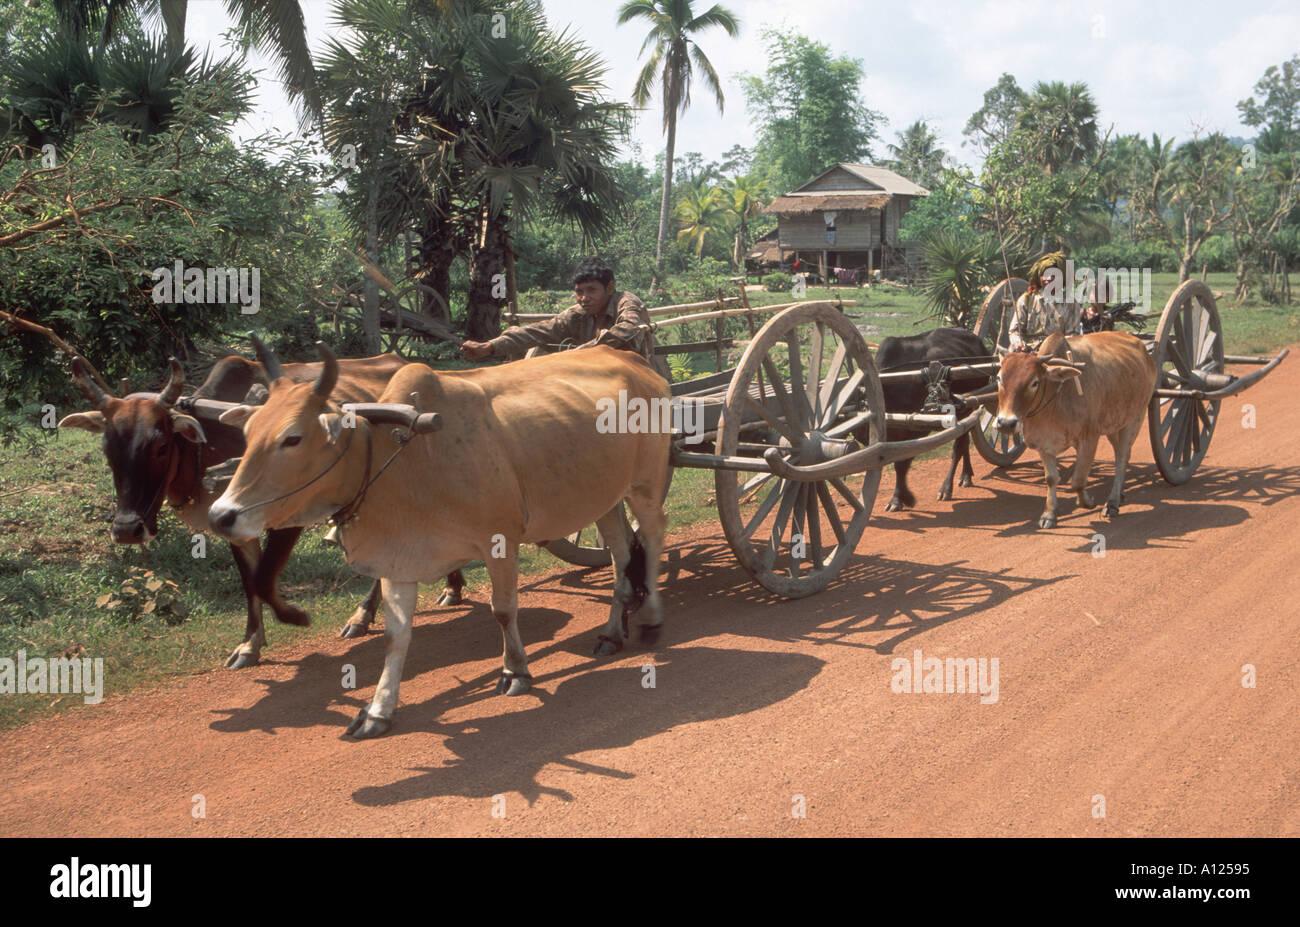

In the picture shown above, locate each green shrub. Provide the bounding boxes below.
[763,272,793,292]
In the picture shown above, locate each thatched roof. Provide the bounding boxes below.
[746,242,788,263]
[764,193,890,215]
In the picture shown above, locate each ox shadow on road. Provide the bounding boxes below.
[349,646,822,807]
[868,460,1300,553]
[208,522,1061,806]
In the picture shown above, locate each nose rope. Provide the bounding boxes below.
[235,424,359,516]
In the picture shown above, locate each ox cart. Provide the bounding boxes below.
[517,295,989,597]
[972,277,1289,484]
[130,296,985,600]
[130,277,1285,606]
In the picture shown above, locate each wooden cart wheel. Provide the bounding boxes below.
[543,469,675,567]
[971,277,1028,467]
[715,302,885,598]
[975,277,1028,352]
[1147,280,1224,485]
[972,406,1026,468]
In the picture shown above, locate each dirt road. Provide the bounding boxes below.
[3,349,1298,837]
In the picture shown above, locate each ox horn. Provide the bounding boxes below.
[158,357,185,407]
[71,356,113,410]
[1045,357,1088,370]
[248,331,285,381]
[313,341,338,398]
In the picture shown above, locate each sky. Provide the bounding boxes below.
[185,0,1300,174]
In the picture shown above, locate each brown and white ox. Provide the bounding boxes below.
[206,342,671,739]
[57,346,465,668]
[994,331,1156,529]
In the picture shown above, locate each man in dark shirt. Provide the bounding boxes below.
[461,257,669,379]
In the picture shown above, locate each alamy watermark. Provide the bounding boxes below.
[0,650,104,704]
[595,390,705,444]
[890,648,999,704]
[1040,260,1152,313]
[151,260,261,314]
[49,858,150,907]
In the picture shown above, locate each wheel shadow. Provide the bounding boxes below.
[869,461,1300,551]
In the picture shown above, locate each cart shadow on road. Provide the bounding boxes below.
[867,461,1300,553]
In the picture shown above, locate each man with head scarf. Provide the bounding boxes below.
[1007,251,1082,351]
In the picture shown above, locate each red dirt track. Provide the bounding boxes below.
[3,348,1298,837]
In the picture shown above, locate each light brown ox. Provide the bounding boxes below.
[206,343,671,739]
[994,331,1156,529]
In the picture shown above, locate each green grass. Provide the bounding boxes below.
[2,272,1295,729]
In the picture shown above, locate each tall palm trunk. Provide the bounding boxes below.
[416,208,455,324]
[362,180,382,354]
[655,107,677,275]
[466,208,509,341]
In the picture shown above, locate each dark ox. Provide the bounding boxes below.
[994,331,1156,528]
[876,328,994,510]
[58,346,467,668]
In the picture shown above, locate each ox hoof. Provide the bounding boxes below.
[885,497,905,513]
[224,650,259,670]
[1076,490,1094,508]
[937,485,953,501]
[339,621,370,640]
[958,473,974,488]
[593,633,623,656]
[1038,514,1057,530]
[272,603,311,627]
[495,671,532,696]
[345,708,391,739]
[435,589,462,607]
[638,623,663,647]
[1105,502,1121,518]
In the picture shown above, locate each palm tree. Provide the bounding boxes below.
[389,0,627,339]
[1016,80,1099,175]
[886,120,945,190]
[617,0,739,276]
[1,25,250,150]
[51,0,319,127]
[674,184,725,258]
[720,174,767,268]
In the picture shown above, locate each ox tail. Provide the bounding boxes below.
[623,530,649,616]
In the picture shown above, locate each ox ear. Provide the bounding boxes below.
[318,412,344,445]
[171,413,207,444]
[1045,366,1081,383]
[219,404,256,427]
[58,411,106,433]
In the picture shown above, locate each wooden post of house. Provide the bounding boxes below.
[820,250,828,283]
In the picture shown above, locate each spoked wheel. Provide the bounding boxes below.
[972,406,1025,467]
[1148,280,1224,485]
[715,302,885,598]
[975,277,1028,353]
[972,278,1028,467]
[543,469,675,567]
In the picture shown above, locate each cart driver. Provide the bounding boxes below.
[461,257,671,379]
[1007,252,1082,351]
